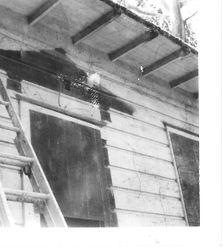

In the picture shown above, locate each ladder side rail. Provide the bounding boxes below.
[0,79,67,227]
[0,181,14,226]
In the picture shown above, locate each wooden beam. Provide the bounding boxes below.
[109,31,158,61]
[170,69,198,88]
[72,9,121,45]
[142,49,187,77]
[27,0,60,26]
[99,0,198,56]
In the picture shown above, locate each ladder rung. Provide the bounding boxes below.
[0,163,21,171]
[0,100,9,106]
[0,153,34,163]
[0,123,20,132]
[0,158,28,167]
[4,188,50,204]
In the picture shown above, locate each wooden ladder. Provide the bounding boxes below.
[0,78,67,227]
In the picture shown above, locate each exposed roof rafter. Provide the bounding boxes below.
[71,9,121,45]
[170,69,198,88]
[27,0,60,26]
[109,31,158,62]
[142,49,187,77]
[99,0,198,55]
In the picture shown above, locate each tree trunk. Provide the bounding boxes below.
[161,0,185,39]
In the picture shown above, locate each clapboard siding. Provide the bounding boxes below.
[21,80,101,121]
[107,147,176,180]
[105,115,169,145]
[113,188,184,217]
[0,106,9,119]
[0,51,198,226]
[109,108,198,135]
[116,210,186,226]
[102,130,172,162]
[0,166,21,189]
[102,77,198,126]
[100,73,198,115]
[109,167,180,198]
[0,140,18,155]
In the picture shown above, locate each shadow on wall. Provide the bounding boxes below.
[0,48,134,118]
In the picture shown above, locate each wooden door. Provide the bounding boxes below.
[30,110,106,227]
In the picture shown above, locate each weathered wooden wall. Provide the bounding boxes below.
[0,31,198,226]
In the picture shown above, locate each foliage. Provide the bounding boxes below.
[113,0,197,48]
[184,21,197,48]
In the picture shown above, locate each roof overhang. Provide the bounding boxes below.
[0,0,198,98]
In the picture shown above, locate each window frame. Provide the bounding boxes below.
[19,99,115,226]
[164,122,199,226]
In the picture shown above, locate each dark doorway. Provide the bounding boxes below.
[169,132,199,226]
[30,110,107,227]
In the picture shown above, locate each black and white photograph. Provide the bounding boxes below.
[0,0,221,249]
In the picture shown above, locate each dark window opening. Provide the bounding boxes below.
[65,217,104,227]
[169,131,199,226]
[30,110,107,227]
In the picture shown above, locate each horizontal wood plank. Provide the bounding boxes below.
[101,77,198,127]
[21,81,102,122]
[102,129,172,161]
[0,168,22,190]
[109,108,198,134]
[105,111,169,144]
[107,147,176,179]
[0,130,16,145]
[116,210,186,226]
[113,189,184,217]
[110,167,180,198]
[18,77,198,134]
[21,77,198,133]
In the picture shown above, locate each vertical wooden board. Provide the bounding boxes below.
[110,167,180,198]
[30,110,105,221]
[102,130,172,161]
[113,189,184,217]
[107,147,176,180]
[116,211,186,226]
